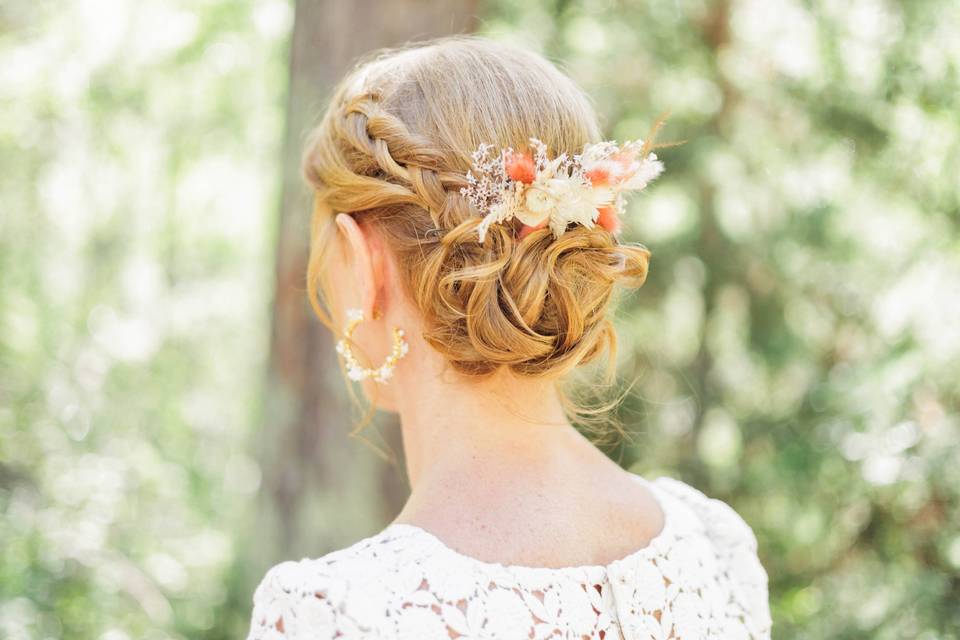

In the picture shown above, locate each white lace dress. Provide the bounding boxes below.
[246,475,772,639]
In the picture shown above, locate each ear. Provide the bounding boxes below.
[334,213,384,320]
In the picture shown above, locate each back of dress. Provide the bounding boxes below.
[246,475,771,639]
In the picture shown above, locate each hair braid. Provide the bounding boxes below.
[333,93,471,230]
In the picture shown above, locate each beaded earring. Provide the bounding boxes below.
[334,308,409,383]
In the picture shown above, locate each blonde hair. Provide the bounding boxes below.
[303,36,661,446]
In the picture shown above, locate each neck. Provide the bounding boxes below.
[392,355,586,492]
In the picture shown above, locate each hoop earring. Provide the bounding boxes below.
[335,308,409,383]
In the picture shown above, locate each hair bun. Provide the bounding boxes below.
[420,221,650,378]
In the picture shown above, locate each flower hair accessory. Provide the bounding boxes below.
[461,124,672,243]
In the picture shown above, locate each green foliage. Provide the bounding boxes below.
[0,0,289,637]
[2,0,958,638]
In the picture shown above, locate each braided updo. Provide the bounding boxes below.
[304,36,651,382]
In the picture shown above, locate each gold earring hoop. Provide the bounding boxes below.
[335,308,409,383]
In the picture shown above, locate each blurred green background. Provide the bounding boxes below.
[2,0,958,638]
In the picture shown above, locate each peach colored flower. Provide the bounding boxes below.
[504,151,536,184]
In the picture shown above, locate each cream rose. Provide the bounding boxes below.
[517,186,555,226]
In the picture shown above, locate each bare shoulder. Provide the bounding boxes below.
[394,462,666,569]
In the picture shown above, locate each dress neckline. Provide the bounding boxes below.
[384,473,674,579]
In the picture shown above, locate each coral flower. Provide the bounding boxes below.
[585,166,611,186]
[519,219,548,239]
[596,205,621,234]
[504,151,536,184]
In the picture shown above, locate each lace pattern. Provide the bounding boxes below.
[246,476,772,639]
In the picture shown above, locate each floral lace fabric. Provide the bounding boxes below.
[246,476,772,639]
